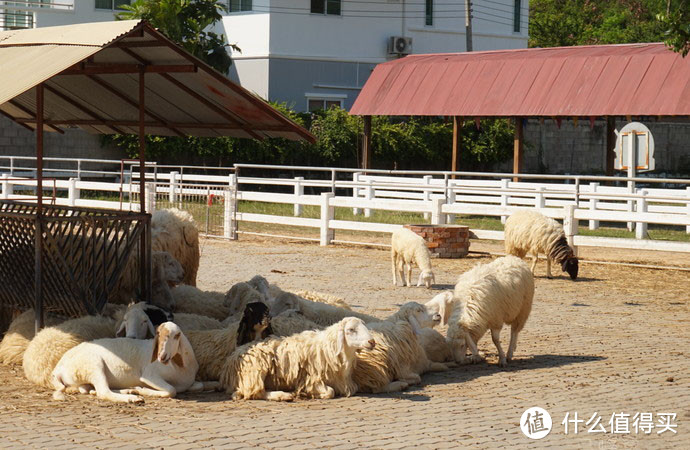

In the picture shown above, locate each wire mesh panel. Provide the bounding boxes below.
[0,201,149,318]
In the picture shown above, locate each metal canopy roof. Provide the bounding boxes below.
[350,43,690,118]
[0,20,314,142]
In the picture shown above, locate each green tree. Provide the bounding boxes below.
[658,5,690,56]
[116,0,238,73]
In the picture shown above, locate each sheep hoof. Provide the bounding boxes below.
[498,359,508,368]
[52,391,66,401]
[469,354,485,364]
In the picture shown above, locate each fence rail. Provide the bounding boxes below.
[1,158,689,254]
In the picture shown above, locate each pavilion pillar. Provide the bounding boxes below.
[139,66,151,303]
[362,116,372,171]
[513,117,524,182]
[451,117,462,178]
[606,116,616,178]
[34,83,44,333]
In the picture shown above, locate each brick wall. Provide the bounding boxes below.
[404,224,470,259]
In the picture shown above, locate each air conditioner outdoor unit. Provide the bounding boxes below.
[388,36,412,55]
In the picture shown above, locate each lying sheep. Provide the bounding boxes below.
[391,228,435,289]
[270,310,323,336]
[52,322,204,403]
[151,208,200,287]
[236,302,272,346]
[269,290,378,326]
[225,282,266,320]
[23,315,118,388]
[425,291,455,327]
[504,209,579,280]
[221,317,375,401]
[116,302,222,339]
[447,256,534,367]
[172,284,229,320]
[0,310,64,365]
[354,302,447,394]
[294,291,351,310]
[113,250,184,308]
[417,328,454,363]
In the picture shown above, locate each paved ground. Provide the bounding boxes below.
[0,236,688,449]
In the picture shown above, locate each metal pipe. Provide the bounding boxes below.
[34,82,44,333]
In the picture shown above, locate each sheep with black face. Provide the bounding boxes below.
[236,302,273,346]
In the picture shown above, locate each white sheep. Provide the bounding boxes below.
[116,302,222,339]
[447,256,534,367]
[270,310,323,336]
[294,290,351,310]
[224,281,266,319]
[391,228,435,288]
[269,289,378,326]
[23,315,118,388]
[425,291,455,327]
[112,250,184,308]
[353,302,448,393]
[0,310,64,365]
[51,322,204,403]
[151,208,200,287]
[417,328,454,364]
[172,284,229,320]
[221,317,375,401]
[504,209,579,280]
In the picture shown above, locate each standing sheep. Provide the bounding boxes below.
[504,209,579,280]
[447,256,534,367]
[221,317,375,401]
[151,208,200,287]
[391,228,435,288]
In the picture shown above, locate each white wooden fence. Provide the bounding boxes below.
[1,158,689,253]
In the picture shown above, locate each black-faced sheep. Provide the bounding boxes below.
[504,209,579,280]
[447,256,534,367]
[391,228,435,289]
[236,302,272,346]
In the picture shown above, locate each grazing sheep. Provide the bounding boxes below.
[447,256,534,367]
[354,302,448,394]
[221,317,375,401]
[172,284,229,321]
[116,302,222,339]
[504,209,579,280]
[391,228,435,288]
[23,315,118,388]
[0,310,64,365]
[151,208,200,287]
[269,290,378,326]
[52,322,204,403]
[425,291,455,327]
[236,302,273,346]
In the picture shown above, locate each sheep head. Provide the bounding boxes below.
[562,257,579,280]
[336,317,375,356]
[236,302,273,346]
[417,270,435,289]
[151,251,185,287]
[425,291,454,326]
[152,322,184,367]
[117,303,156,339]
[268,291,300,317]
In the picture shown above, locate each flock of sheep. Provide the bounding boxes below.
[0,207,579,403]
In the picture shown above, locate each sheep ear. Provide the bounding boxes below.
[171,353,185,368]
[408,315,422,335]
[116,321,126,338]
[335,325,345,356]
[151,332,160,363]
[147,320,156,339]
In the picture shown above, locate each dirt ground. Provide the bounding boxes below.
[0,235,688,449]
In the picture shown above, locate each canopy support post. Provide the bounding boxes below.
[362,116,372,171]
[452,117,462,179]
[606,116,616,178]
[34,83,44,334]
[513,117,524,182]
[138,66,151,303]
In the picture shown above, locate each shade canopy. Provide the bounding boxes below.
[0,20,314,142]
[350,43,690,118]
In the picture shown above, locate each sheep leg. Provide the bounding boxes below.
[392,252,398,286]
[262,390,294,401]
[466,331,484,363]
[426,362,449,372]
[90,363,144,403]
[546,256,553,278]
[506,327,520,362]
[371,381,409,393]
[139,370,177,398]
[530,254,538,274]
[312,383,335,399]
[405,262,412,287]
[400,372,422,385]
[491,328,507,367]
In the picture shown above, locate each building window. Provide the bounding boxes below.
[513,0,521,33]
[1,3,33,30]
[228,0,252,12]
[95,0,132,10]
[307,98,343,112]
[425,0,433,26]
[311,0,341,16]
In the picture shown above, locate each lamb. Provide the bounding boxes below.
[269,290,378,326]
[150,208,200,287]
[116,302,222,340]
[221,317,375,401]
[504,209,579,280]
[23,315,118,388]
[447,256,534,367]
[51,322,203,403]
[0,310,64,365]
[391,228,435,288]
[172,284,229,320]
[353,302,448,393]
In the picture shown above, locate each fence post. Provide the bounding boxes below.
[636,190,648,239]
[535,186,545,210]
[331,169,336,194]
[67,178,78,207]
[9,157,14,176]
[145,182,156,213]
[364,180,374,218]
[294,177,304,217]
[563,204,578,256]
[1,173,11,199]
[352,172,362,215]
[446,189,456,224]
[169,171,179,204]
[686,187,690,234]
[500,178,510,224]
[431,195,445,224]
[224,174,236,240]
[77,160,82,180]
[320,192,335,246]
[422,175,432,220]
[589,182,600,230]
[627,184,635,231]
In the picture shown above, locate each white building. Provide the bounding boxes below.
[1,1,529,111]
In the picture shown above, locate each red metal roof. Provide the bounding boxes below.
[350,43,690,118]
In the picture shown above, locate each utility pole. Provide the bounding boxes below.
[465,0,473,52]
